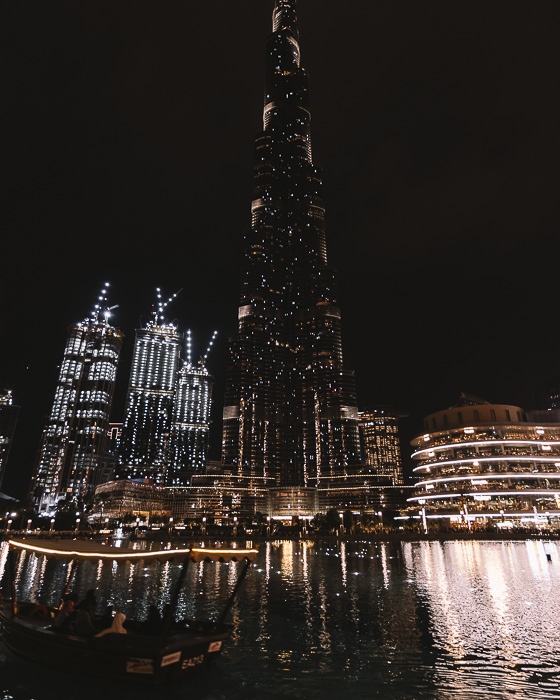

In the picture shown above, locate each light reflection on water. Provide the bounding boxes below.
[1,538,559,699]
[403,540,560,699]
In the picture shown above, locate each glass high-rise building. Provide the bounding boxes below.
[359,407,407,486]
[30,284,123,514]
[221,0,363,488]
[116,290,182,484]
[167,331,217,486]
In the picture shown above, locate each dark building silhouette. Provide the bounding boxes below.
[221,0,363,487]
[535,375,560,411]
[0,390,19,493]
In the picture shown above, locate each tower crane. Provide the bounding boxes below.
[152,287,183,325]
[200,330,218,367]
[185,329,193,368]
[91,282,118,324]
[183,329,218,370]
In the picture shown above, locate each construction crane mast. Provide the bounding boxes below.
[90,282,118,324]
[184,329,218,370]
[151,287,182,326]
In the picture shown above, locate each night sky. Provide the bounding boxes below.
[2,1,559,499]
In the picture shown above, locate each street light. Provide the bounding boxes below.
[233,516,238,537]
[27,519,32,532]
[50,518,55,534]
[202,517,206,536]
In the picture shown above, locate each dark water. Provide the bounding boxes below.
[1,538,560,700]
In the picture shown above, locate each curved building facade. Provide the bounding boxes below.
[406,394,560,528]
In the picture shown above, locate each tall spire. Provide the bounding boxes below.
[263,0,311,163]
[272,0,299,39]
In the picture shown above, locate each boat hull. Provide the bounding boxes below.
[0,601,231,684]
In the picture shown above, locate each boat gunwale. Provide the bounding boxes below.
[0,599,231,645]
[4,538,259,564]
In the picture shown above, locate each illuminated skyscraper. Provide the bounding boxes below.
[221,0,363,487]
[30,284,123,514]
[359,407,407,486]
[116,289,182,484]
[167,331,217,486]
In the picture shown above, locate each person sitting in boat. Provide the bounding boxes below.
[94,611,128,637]
[73,608,96,637]
[99,604,113,628]
[76,589,97,619]
[53,597,76,634]
[29,602,51,620]
[140,604,162,635]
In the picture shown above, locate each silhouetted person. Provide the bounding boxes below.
[99,604,113,629]
[74,608,96,637]
[142,605,162,634]
[53,598,76,634]
[76,589,97,619]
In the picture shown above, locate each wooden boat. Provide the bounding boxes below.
[0,537,259,684]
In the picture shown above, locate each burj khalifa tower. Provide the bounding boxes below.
[221,0,363,487]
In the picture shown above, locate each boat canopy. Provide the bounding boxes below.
[6,539,259,565]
